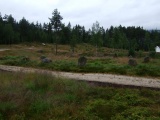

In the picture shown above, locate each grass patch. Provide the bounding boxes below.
[1,55,160,77]
[0,71,160,119]
[135,64,160,77]
[0,43,160,78]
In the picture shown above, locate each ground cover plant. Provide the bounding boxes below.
[0,71,160,120]
[0,44,160,78]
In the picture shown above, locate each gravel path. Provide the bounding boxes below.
[0,65,160,89]
[0,49,10,51]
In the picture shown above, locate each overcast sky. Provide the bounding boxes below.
[0,0,160,30]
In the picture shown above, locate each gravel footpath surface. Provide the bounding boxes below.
[0,65,160,89]
[0,49,10,51]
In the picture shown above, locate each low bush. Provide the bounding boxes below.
[81,62,104,73]
[128,48,136,57]
[112,107,151,120]
[0,72,160,119]
[135,64,160,77]
[85,99,114,119]
[26,74,52,92]
[29,100,51,114]
[106,65,128,75]
[0,55,31,66]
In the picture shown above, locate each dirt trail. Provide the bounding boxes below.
[0,65,160,89]
[0,49,10,51]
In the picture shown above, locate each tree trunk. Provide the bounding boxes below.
[96,44,98,57]
[55,43,57,55]
[55,32,58,55]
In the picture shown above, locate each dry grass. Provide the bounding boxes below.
[0,44,94,61]
[1,43,160,78]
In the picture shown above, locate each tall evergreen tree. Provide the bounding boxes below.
[49,9,63,55]
[19,17,30,42]
[60,23,71,44]
[144,31,151,51]
[7,15,15,27]
[91,21,103,56]
[3,24,14,45]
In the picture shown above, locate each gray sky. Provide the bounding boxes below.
[0,0,160,30]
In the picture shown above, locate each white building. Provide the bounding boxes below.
[155,46,160,52]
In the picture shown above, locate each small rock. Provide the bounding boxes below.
[42,43,46,46]
[41,58,52,63]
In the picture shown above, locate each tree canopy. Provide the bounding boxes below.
[0,10,160,52]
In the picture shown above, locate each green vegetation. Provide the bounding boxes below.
[128,48,136,57]
[1,10,160,52]
[0,71,160,119]
[49,9,63,55]
[0,51,160,77]
[1,9,160,77]
[149,51,157,58]
[1,8,160,120]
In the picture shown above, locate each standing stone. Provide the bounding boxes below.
[78,56,87,66]
[128,58,137,66]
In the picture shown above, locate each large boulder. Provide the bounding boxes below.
[78,56,87,66]
[128,58,137,66]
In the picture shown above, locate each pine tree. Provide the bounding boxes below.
[49,9,63,55]
[19,17,30,42]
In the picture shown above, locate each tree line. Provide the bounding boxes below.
[0,9,160,52]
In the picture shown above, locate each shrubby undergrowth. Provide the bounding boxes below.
[0,72,160,119]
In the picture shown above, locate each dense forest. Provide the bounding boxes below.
[0,9,160,52]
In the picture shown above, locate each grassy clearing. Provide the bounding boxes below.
[0,44,160,77]
[0,71,160,119]
[0,55,160,77]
